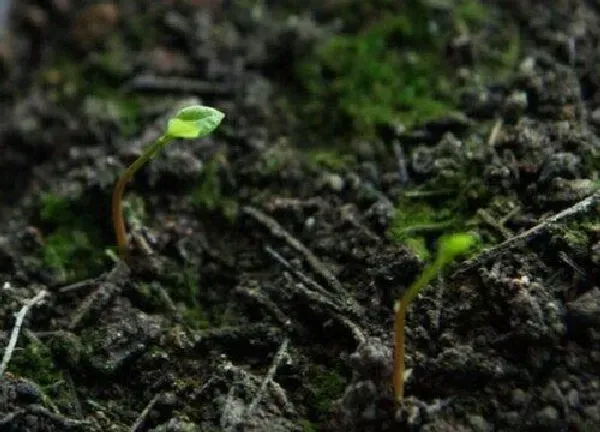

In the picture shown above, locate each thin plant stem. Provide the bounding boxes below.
[393,299,407,402]
[393,259,442,401]
[112,134,173,257]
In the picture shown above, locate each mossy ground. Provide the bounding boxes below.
[38,192,111,283]
[2,0,600,430]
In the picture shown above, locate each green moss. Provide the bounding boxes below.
[255,140,299,175]
[296,1,461,139]
[43,229,102,281]
[298,12,454,137]
[453,0,490,27]
[38,193,109,283]
[41,45,144,137]
[298,419,318,432]
[157,264,213,329]
[8,339,62,388]
[40,193,73,225]
[175,270,205,328]
[294,0,520,142]
[191,156,239,223]
[306,366,347,424]
[192,159,221,211]
[306,149,356,171]
[549,215,600,259]
[389,196,461,258]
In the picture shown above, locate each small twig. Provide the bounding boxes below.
[26,404,91,427]
[68,261,129,330]
[264,245,341,308]
[332,312,366,346]
[243,205,345,296]
[455,191,600,276]
[392,140,409,185]
[431,273,445,333]
[244,338,290,419]
[487,117,504,148]
[235,282,292,327]
[260,246,365,343]
[284,274,365,345]
[476,208,513,239]
[0,289,48,376]
[57,277,101,294]
[221,339,291,431]
[130,393,161,432]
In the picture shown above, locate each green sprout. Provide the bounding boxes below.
[111,105,225,258]
[393,232,477,402]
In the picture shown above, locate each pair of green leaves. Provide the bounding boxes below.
[402,232,478,306]
[166,105,225,140]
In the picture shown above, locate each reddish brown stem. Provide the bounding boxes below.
[111,135,172,258]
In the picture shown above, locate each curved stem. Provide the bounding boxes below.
[393,299,407,402]
[112,134,173,258]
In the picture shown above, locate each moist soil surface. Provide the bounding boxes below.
[1,1,600,431]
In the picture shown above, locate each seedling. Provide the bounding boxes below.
[393,232,477,402]
[112,105,225,258]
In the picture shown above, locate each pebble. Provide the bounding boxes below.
[591,108,600,126]
[584,403,600,421]
[322,173,344,192]
[511,388,528,407]
[566,388,580,408]
[467,414,490,432]
[536,405,559,424]
[568,287,600,328]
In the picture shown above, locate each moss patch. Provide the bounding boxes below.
[305,365,348,425]
[38,193,109,283]
[191,154,239,223]
[293,0,519,143]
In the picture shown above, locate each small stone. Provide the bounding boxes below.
[504,90,528,116]
[500,411,521,426]
[566,389,580,408]
[322,173,344,192]
[355,140,375,160]
[568,287,600,329]
[366,198,395,229]
[511,388,528,407]
[584,403,600,421]
[411,146,435,174]
[467,414,490,432]
[519,57,535,74]
[591,108,600,126]
[536,406,559,425]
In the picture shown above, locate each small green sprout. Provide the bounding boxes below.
[111,105,225,258]
[393,232,477,402]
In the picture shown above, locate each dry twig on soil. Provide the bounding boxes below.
[243,205,346,296]
[0,289,48,376]
[454,191,600,276]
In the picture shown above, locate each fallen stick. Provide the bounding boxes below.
[0,289,49,376]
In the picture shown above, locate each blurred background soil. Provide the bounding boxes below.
[0,1,599,431]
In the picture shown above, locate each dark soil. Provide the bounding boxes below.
[1,1,600,431]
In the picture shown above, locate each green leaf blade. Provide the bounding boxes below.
[436,232,478,267]
[166,105,225,139]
